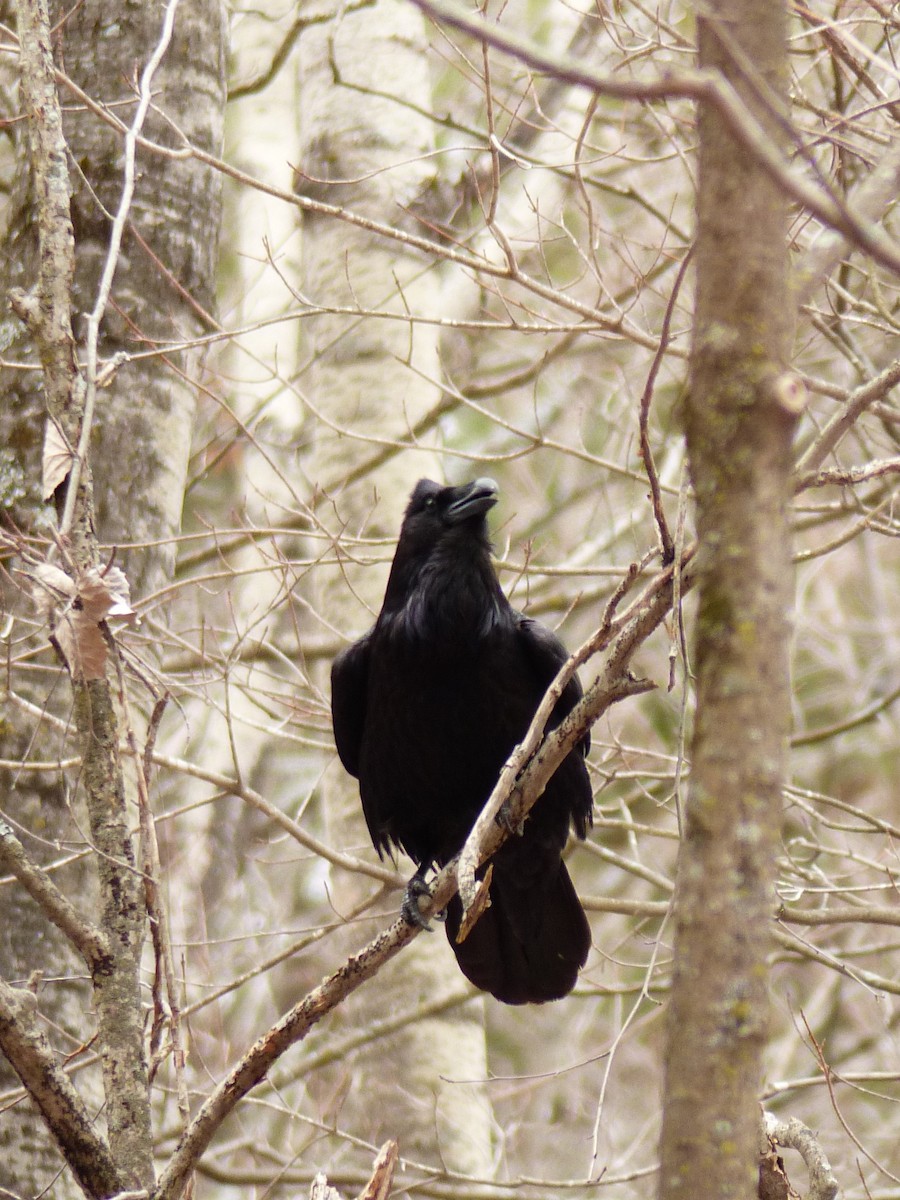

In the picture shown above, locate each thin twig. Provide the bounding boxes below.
[638,250,692,564]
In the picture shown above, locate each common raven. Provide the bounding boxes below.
[330,478,592,1004]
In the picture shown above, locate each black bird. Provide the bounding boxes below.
[330,478,592,1004]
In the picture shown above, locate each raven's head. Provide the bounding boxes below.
[407,476,498,529]
[380,477,501,624]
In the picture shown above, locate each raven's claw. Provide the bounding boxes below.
[497,798,524,836]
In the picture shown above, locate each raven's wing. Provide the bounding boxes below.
[514,613,590,756]
[330,633,372,779]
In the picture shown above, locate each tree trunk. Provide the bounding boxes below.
[0,0,225,1193]
[658,0,796,1195]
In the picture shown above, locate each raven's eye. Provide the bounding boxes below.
[424,496,437,511]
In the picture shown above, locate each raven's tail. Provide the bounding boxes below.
[444,852,590,1005]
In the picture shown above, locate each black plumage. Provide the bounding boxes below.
[330,478,592,1004]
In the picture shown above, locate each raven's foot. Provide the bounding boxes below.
[402,873,434,930]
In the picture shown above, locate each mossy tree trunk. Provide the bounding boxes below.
[658,0,797,1195]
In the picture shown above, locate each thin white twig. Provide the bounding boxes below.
[60,0,182,537]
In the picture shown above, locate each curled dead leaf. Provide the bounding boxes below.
[97,565,135,621]
[78,565,136,624]
[54,610,108,681]
[31,562,77,624]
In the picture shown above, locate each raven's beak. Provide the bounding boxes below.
[445,477,499,524]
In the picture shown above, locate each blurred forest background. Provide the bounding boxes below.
[0,0,898,1196]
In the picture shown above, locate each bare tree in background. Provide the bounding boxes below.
[0,0,897,1197]
[297,0,496,1173]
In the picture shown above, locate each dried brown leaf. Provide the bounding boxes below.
[42,418,73,500]
[29,562,135,679]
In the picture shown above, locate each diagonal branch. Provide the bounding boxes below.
[0,980,128,1200]
[151,916,419,1200]
[0,817,110,971]
[407,0,900,276]
[152,549,693,1200]
[794,138,900,303]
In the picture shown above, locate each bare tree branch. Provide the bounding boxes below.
[151,915,420,1200]
[795,359,900,477]
[797,457,900,490]
[457,550,677,912]
[795,138,900,302]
